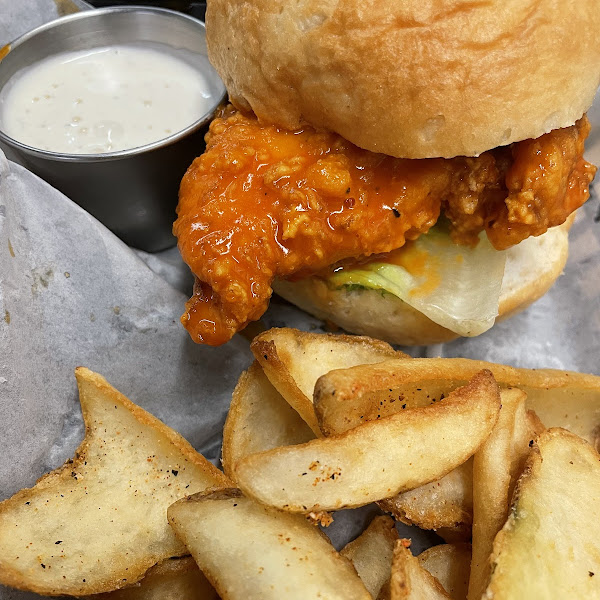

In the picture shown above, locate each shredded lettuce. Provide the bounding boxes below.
[328,228,506,337]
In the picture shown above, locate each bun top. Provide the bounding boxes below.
[206,0,600,159]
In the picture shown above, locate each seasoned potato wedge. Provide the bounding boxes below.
[0,368,230,596]
[381,404,540,538]
[340,515,398,599]
[316,377,453,437]
[222,361,315,479]
[418,544,471,600]
[251,328,404,434]
[314,358,600,446]
[468,388,527,600]
[386,541,451,600]
[379,459,473,537]
[167,488,371,600]
[507,405,543,519]
[92,557,218,600]
[484,429,600,598]
[234,372,500,512]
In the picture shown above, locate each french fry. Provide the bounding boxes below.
[92,556,218,600]
[314,358,600,447]
[251,328,404,434]
[340,515,398,599]
[379,459,473,538]
[167,488,371,600]
[0,368,230,596]
[234,372,500,512]
[386,540,451,600]
[222,361,315,479]
[484,429,600,598]
[468,388,527,600]
[418,544,471,600]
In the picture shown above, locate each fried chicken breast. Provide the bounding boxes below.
[174,108,594,345]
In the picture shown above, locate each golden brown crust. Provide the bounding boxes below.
[207,0,600,158]
[0,369,231,597]
[273,222,570,346]
[249,328,402,435]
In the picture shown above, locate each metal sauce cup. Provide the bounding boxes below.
[0,6,225,251]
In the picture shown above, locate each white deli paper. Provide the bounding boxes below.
[0,0,89,48]
[1,2,599,599]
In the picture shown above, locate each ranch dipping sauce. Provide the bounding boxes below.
[0,45,215,154]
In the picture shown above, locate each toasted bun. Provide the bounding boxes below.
[207,0,600,159]
[272,222,571,346]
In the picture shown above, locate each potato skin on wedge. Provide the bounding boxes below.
[484,428,600,599]
[468,388,528,600]
[251,327,403,435]
[314,357,600,446]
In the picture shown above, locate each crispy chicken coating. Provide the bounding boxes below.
[174,108,594,345]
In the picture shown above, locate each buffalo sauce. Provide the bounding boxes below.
[388,244,442,299]
[174,107,594,345]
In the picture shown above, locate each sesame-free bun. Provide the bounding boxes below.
[206,0,600,159]
[272,221,571,346]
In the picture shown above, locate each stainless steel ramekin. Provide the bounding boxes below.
[0,6,225,251]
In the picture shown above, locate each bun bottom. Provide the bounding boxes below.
[273,222,571,346]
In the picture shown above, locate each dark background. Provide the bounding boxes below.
[87,1,207,21]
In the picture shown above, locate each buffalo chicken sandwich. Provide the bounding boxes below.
[174,0,600,346]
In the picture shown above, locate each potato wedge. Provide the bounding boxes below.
[0,368,230,596]
[381,406,540,538]
[252,328,404,434]
[508,405,543,502]
[318,361,472,536]
[92,557,218,600]
[379,460,473,537]
[317,359,547,536]
[468,388,526,600]
[167,488,371,600]
[222,361,315,479]
[387,541,451,600]
[316,377,454,437]
[418,544,471,600]
[341,516,399,599]
[315,358,600,446]
[234,371,500,512]
[484,428,600,598]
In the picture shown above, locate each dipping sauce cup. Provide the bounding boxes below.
[0,7,226,251]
